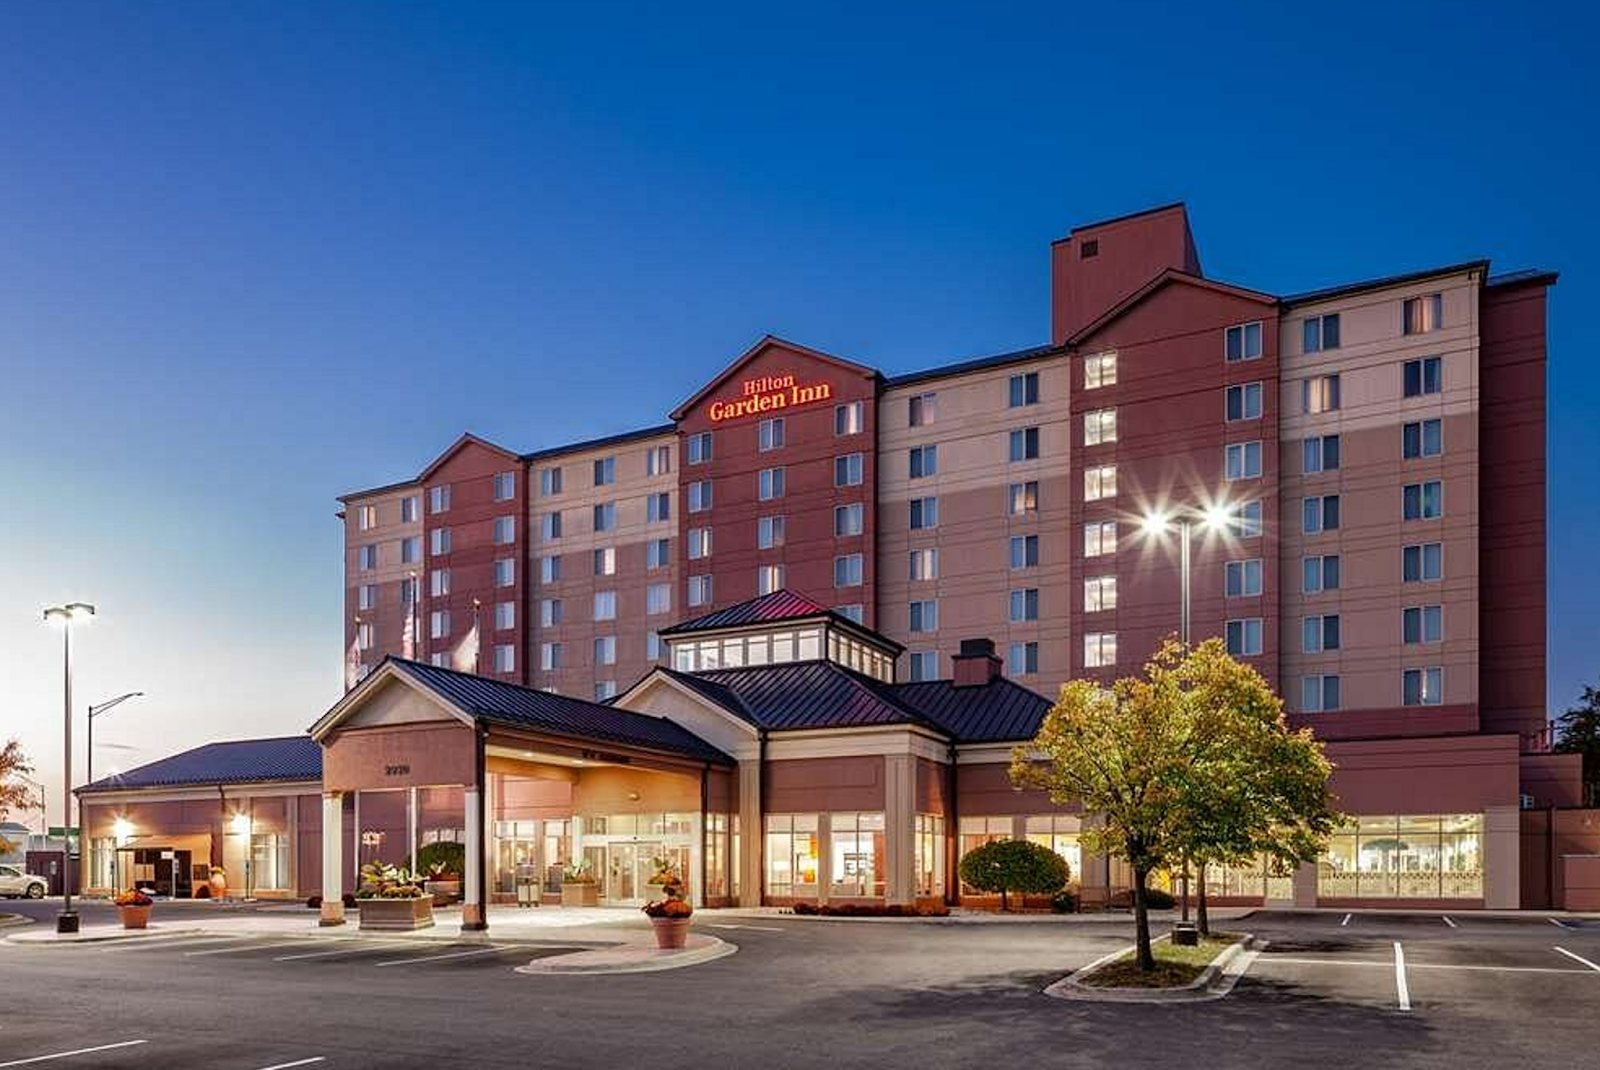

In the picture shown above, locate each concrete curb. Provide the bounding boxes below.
[4,923,620,950]
[0,913,33,930]
[514,934,736,975]
[1044,933,1257,1004]
[716,908,1252,925]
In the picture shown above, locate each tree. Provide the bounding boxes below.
[956,838,1070,911]
[1,740,37,855]
[1554,684,1600,807]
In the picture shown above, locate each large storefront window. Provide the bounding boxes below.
[1025,815,1082,881]
[250,833,290,891]
[765,814,819,898]
[1204,856,1293,900]
[494,821,538,895]
[706,813,730,899]
[914,814,944,897]
[543,820,569,894]
[1318,814,1483,899]
[958,816,1012,894]
[580,813,696,903]
[830,812,886,898]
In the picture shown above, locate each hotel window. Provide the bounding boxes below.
[1233,500,1263,538]
[1403,293,1443,335]
[494,558,515,587]
[540,642,561,671]
[1403,480,1443,521]
[1404,355,1443,397]
[645,537,670,570]
[1403,418,1443,459]
[540,468,563,497]
[759,417,786,452]
[1302,374,1341,414]
[1303,494,1341,534]
[909,445,938,479]
[431,569,450,597]
[494,516,515,545]
[1008,481,1039,516]
[647,583,671,615]
[688,479,712,513]
[835,401,865,436]
[592,502,617,532]
[908,392,937,427]
[542,513,562,541]
[959,816,1014,893]
[909,600,938,633]
[1009,371,1040,407]
[1303,434,1341,474]
[357,504,377,531]
[1084,464,1117,500]
[646,632,662,660]
[594,636,617,666]
[593,590,617,621]
[1403,604,1444,644]
[1403,666,1444,706]
[758,467,786,500]
[1084,521,1117,557]
[493,644,515,673]
[909,651,938,682]
[1083,575,1116,612]
[429,484,451,514]
[250,834,291,891]
[1009,641,1040,675]
[358,544,377,571]
[430,528,451,556]
[358,584,376,610]
[1302,675,1340,713]
[1084,351,1117,389]
[540,599,563,627]
[1303,313,1341,353]
[1225,442,1261,481]
[688,574,713,607]
[834,553,864,588]
[835,604,865,625]
[1303,554,1341,593]
[1225,321,1263,362]
[1084,409,1117,445]
[909,496,938,530]
[647,492,671,523]
[914,815,945,897]
[1302,614,1341,653]
[356,622,374,651]
[400,576,417,604]
[646,444,671,477]
[1225,559,1263,598]
[1010,427,1041,461]
[1226,618,1264,657]
[493,471,516,501]
[687,527,712,560]
[1318,814,1482,900]
[764,814,819,899]
[758,564,785,596]
[494,601,514,630]
[593,547,616,576]
[835,503,864,537]
[1226,383,1263,422]
[401,495,419,523]
[430,653,450,668]
[1084,632,1116,668]
[834,452,864,487]
[1009,534,1039,569]
[1009,588,1040,622]
[687,431,712,465]
[539,556,561,583]
[430,610,450,639]
[1403,542,1443,583]
[830,812,886,898]
[758,515,786,549]
[909,548,939,582]
[594,681,617,701]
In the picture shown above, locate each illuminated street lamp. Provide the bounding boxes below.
[43,601,95,934]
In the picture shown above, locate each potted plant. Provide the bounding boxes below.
[114,889,154,929]
[414,842,466,904]
[641,887,693,948]
[354,860,434,931]
[208,865,228,900]
[644,854,684,901]
[560,859,599,907]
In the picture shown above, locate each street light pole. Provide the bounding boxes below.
[43,601,95,934]
[86,692,143,815]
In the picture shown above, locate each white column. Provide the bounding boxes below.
[884,754,916,904]
[319,792,345,926]
[407,787,418,872]
[689,811,705,909]
[462,787,484,930]
[736,759,762,907]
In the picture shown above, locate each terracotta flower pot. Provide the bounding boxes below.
[209,872,228,899]
[118,904,153,930]
[650,916,691,949]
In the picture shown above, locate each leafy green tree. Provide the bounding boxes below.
[956,838,1070,911]
[1554,684,1600,806]
[1,741,37,855]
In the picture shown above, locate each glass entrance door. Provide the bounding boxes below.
[605,843,640,902]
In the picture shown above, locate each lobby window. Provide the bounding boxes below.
[1009,427,1041,461]
[687,526,712,560]
[1084,408,1117,446]
[1318,814,1482,900]
[908,651,939,682]
[909,496,938,530]
[1009,587,1040,622]
[1302,374,1341,414]
[1233,500,1264,538]
[540,642,561,671]
[1226,617,1264,657]
[494,601,514,630]
[1009,480,1039,516]
[1077,521,1115,559]
[1303,554,1341,593]
[646,444,671,477]
[401,495,419,523]
[1403,293,1443,335]
[593,502,617,533]
[430,528,451,556]
[594,547,616,576]
[1226,383,1263,422]
[358,544,377,571]
[1083,575,1117,612]
[830,812,886,898]
[688,574,713,607]
[1225,558,1263,598]
[358,584,376,610]
[647,583,671,615]
[835,503,864,537]
[539,555,561,583]
[493,644,515,674]
[1404,355,1443,397]
[1083,632,1116,668]
[541,599,563,627]
[1084,464,1117,500]
[1304,434,1341,474]
[1026,815,1083,881]
[429,484,451,514]
[1301,675,1341,712]
[1403,480,1443,521]
[542,513,562,541]
[1225,321,1263,362]
[494,558,515,588]
[1403,418,1443,459]
[834,553,864,588]
[834,452,864,487]
[540,468,563,497]
[1303,313,1341,353]
[593,590,617,622]
[594,636,617,666]
[759,417,785,452]
[959,817,1014,893]
[1084,351,1117,389]
[356,622,374,651]
[494,516,515,545]
[1403,667,1445,706]
[914,815,945,898]
[909,600,938,633]
[908,392,937,427]
[357,504,377,531]
[1009,371,1040,408]
[493,471,516,501]
[758,564,785,596]
[430,610,450,640]
[431,569,450,597]
[835,401,865,436]
[764,814,819,899]
[1302,614,1341,654]
[688,479,712,513]
[758,515,786,549]
[1010,534,1039,569]
[647,492,671,523]
[1403,604,1444,644]
[834,604,865,625]
[1009,641,1039,676]
[250,833,291,891]
[1403,542,1443,583]
[687,431,712,465]
[909,548,939,582]
[595,681,618,701]
[758,467,786,501]
[909,445,938,479]
[1225,442,1261,481]
[1303,494,1341,534]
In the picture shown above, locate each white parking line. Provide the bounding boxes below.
[1263,957,1592,975]
[184,940,310,957]
[99,935,250,954]
[274,941,427,962]
[707,923,786,932]
[1554,946,1600,973]
[1442,916,1457,928]
[251,1059,326,1070]
[1550,917,1574,930]
[1340,913,1352,927]
[1393,942,1411,1012]
[0,1040,149,1067]
[373,945,508,967]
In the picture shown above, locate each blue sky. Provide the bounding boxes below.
[2,2,1595,822]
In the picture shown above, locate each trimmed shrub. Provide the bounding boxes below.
[1108,886,1176,910]
[341,892,358,908]
[1051,888,1079,914]
[957,840,1070,910]
[306,895,321,909]
[192,883,211,900]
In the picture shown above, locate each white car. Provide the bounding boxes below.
[0,863,48,899]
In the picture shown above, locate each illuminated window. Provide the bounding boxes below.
[1302,374,1341,414]
[1084,408,1117,444]
[914,815,945,897]
[764,814,819,899]
[1318,814,1482,900]
[834,401,864,436]
[1083,575,1116,612]
[758,515,785,549]
[1084,632,1116,668]
[908,392,937,427]
[1008,481,1038,516]
[758,564,785,596]
[593,547,615,576]
[1084,351,1117,389]
[1084,465,1117,500]
[357,505,377,531]
[829,812,886,898]
[959,816,1013,894]
[1084,521,1116,557]
[1403,293,1443,335]
[1025,815,1082,883]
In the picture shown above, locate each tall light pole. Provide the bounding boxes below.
[43,601,95,934]
[86,692,144,819]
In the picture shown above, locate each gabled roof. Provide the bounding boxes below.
[670,335,879,421]
[77,736,322,795]
[416,432,521,484]
[655,589,905,653]
[660,662,940,733]
[886,677,1053,744]
[1065,268,1278,348]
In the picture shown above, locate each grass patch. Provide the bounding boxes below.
[1078,932,1242,989]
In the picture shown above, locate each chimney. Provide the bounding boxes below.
[951,638,1003,688]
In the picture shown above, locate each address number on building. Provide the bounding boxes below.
[385,763,411,777]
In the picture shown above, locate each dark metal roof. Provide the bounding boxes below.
[390,658,731,764]
[520,423,677,463]
[659,589,824,634]
[1486,268,1559,289]
[1279,259,1490,308]
[665,662,936,733]
[883,343,1061,389]
[77,736,322,794]
[885,678,1053,744]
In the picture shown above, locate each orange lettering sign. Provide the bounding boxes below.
[707,375,834,422]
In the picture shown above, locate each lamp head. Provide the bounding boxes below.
[1203,503,1234,531]
[1140,511,1170,537]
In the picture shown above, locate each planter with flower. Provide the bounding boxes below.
[560,859,599,907]
[207,865,228,900]
[644,855,685,902]
[641,888,693,948]
[114,889,154,929]
[415,841,464,904]
[355,861,434,930]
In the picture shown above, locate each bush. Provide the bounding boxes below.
[341,892,357,908]
[788,901,949,918]
[1108,886,1176,910]
[410,841,466,880]
[957,840,1070,910]
[1051,888,1079,914]
[192,883,211,900]
[306,895,321,909]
